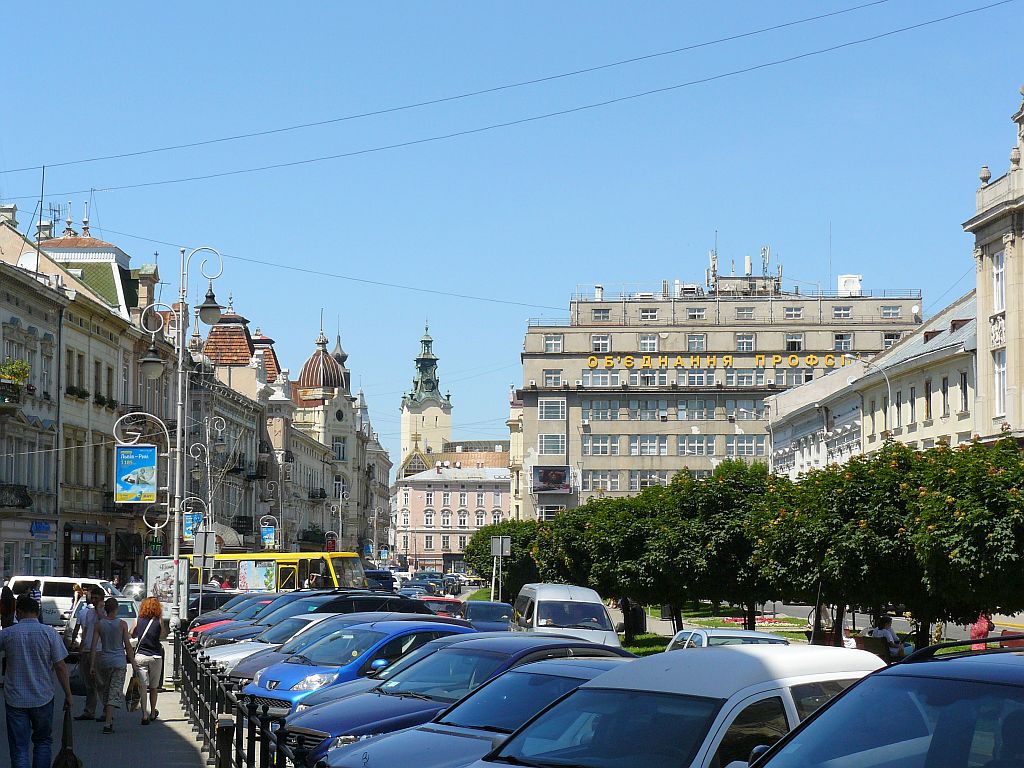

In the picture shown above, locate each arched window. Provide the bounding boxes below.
[492,511,502,525]
[441,511,452,528]
[475,511,485,527]
[458,513,468,529]
[424,511,435,528]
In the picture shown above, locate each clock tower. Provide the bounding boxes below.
[400,325,452,462]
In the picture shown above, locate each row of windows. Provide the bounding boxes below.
[583,304,905,325]
[576,398,766,421]
[582,331,900,354]
[868,370,971,434]
[570,434,766,458]
[416,491,503,506]
[400,510,504,527]
[400,534,469,552]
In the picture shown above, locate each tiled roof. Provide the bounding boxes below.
[252,328,281,381]
[404,466,511,483]
[203,312,255,366]
[55,262,120,307]
[39,235,117,249]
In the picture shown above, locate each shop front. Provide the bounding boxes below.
[0,515,58,579]
[62,523,111,579]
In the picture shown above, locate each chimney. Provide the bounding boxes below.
[0,204,17,228]
[36,220,54,241]
[594,284,604,301]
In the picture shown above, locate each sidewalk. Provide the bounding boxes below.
[1,654,205,767]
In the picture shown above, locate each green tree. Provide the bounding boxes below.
[463,520,540,603]
[533,506,594,586]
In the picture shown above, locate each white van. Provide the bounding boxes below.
[7,576,121,628]
[512,583,621,647]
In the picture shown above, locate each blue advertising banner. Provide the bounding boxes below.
[261,526,276,548]
[115,445,158,503]
[184,513,204,539]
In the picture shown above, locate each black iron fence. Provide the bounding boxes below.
[178,635,300,768]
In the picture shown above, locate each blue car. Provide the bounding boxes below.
[242,620,475,715]
[321,657,632,768]
[456,601,513,631]
[281,634,633,767]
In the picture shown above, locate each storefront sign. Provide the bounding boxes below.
[586,353,852,370]
[114,445,158,503]
[29,521,51,537]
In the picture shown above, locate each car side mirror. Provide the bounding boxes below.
[749,744,771,765]
[370,658,389,672]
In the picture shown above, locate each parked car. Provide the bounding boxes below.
[469,645,883,768]
[418,596,463,617]
[241,620,476,715]
[187,588,242,621]
[199,613,339,672]
[407,579,439,595]
[457,601,513,632]
[512,583,620,647]
[666,628,790,650]
[321,657,632,768]
[188,592,272,634]
[364,570,397,591]
[398,586,428,598]
[281,633,633,767]
[190,594,277,638]
[8,575,121,628]
[63,596,140,652]
[737,637,1024,768]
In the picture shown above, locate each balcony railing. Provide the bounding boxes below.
[0,483,32,509]
[246,462,269,480]
[308,488,327,500]
[0,380,24,410]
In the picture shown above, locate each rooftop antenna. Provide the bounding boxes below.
[761,245,770,276]
[827,220,833,293]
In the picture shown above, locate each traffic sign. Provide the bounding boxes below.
[490,536,511,557]
[194,531,218,558]
[326,537,337,552]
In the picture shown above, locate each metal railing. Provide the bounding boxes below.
[178,635,300,768]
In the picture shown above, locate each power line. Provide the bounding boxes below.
[0,1,890,176]
[2,1,1013,203]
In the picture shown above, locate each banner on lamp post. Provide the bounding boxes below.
[183,513,203,540]
[261,526,276,548]
[114,445,158,503]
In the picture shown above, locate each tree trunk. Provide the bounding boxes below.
[745,601,757,632]
[914,618,932,652]
[671,602,683,634]
[620,597,636,646]
[832,604,846,647]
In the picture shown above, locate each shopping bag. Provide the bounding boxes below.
[52,709,84,768]
[68,661,88,696]
[126,674,142,712]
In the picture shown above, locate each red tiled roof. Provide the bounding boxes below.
[39,235,117,249]
[203,313,255,366]
[297,348,343,389]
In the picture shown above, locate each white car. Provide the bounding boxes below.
[8,575,121,628]
[667,628,790,650]
[199,613,338,673]
[470,644,884,768]
[512,583,620,648]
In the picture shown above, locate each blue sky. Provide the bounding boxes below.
[1,1,1020,470]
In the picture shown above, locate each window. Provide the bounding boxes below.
[628,369,668,386]
[713,697,789,768]
[582,399,618,421]
[441,512,452,528]
[679,398,711,421]
[736,306,754,320]
[542,369,562,387]
[538,434,566,455]
[458,491,467,507]
[960,370,970,413]
[869,399,876,435]
[679,435,715,456]
[941,376,950,417]
[424,511,435,527]
[582,369,621,387]
[784,306,803,320]
[726,398,760,420]
[833,333,852,352]
[493,490,501,506]
[993,250,1006,312]
[334,474,345,498]
[582,435,619,456]
[883,332,902,349]
[832,305,852,319]
[628,399,667,420]
[726,435,766,456]
[686,334,706,352]
[687,307,706,320]
[402,513,410,527]
[639,334,658,353]
[458,535,467,550]
[725,369,765,387]
[909,386,917,423]
[402,535,409,550]
[536,506,565,521]
[735,333,755,352]
[881,305,902,319]
[402,490,410,507]
[590,334,610,353]
[895,391,903,428]
[628,470,669,490]
[592,308,611,322]
[543,334,563,353]
[785,333,804,352]
[476,491,485,507]
[775,369,814,387]
[492,511,502,525]
[538,398,566,420]
[442,491,451,506]
[581,470,619,491]
[640,308,659,321]
[683,369,714,386]
[475,511,485,527]
[882,395,889,430]
[629,435,669,456]
[424,535,434,551]
[924,379,933,420]
[332,437,347,461]
[994,350,1007,417]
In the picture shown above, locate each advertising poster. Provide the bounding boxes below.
[144,556,189,618]
[532,465,572,493]
[184,512,204,539]
[238,560,277,592]
[115,445,158,503]
[261,525,276,548]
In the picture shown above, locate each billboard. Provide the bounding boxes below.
[115,445,158,503]
[144,556,188,616]
[238,560,277,592]
[261,526,276,548]
[532,465,572,494]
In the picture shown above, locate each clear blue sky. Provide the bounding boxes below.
[1,1,1020,471]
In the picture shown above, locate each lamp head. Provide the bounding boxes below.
[197,281,223,326]
[139,342,165,379]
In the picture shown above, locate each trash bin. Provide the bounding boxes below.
[631,604,647,634]
[660,604,673,621]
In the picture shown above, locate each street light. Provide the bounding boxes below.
[844,354,893,430]
[139,342,165,380]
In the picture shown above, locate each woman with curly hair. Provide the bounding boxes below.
[131,597,167,724]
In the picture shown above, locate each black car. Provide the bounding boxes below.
[748,636,1024,768]
[188,592,270,631]
[364,570,396,591]
[187,590,241,621]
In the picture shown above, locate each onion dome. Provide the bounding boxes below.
[297,329,344,390]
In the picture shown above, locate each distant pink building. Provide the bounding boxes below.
[393,466,510,573]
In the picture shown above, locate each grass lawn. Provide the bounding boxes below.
[467,588,492,601]
[623,633,669,657]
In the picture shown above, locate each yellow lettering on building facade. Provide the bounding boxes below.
[585,353,848,370]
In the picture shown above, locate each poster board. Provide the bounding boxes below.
[238,560,277,592]
[115,445,158,503]
[144,556,189,618]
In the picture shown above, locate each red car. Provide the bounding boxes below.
[188,597,274,639]
[418,596,463,617]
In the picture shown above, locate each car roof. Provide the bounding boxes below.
[677,629,789,641]
[465,601,512,608]
[581,645,883,697]
[435,634,623,655]
[878,650,1024,686]
[345,620,470,634]
[420,596,461,602]
[512,656,633,678]
[520,583,604,602]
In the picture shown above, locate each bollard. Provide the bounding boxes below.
[234,689,245,768]
[245,699,257,768]
[258,707,271,768]
[215,715,234,768]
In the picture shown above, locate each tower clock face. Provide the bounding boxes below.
[424,381,435,391]
[335,409,345,422]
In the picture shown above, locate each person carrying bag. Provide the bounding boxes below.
[131,598,167,725]
[52,708,83,768]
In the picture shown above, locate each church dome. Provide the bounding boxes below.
[297,330,344,389]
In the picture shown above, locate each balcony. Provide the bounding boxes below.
[246,462,269,480]
[308,488,328,500]
[226,455,247,474]
[258,440,273,457]
[116,403,144,416]
[298,528,326,545]
[0,483,32,509]
[0,380,24,412]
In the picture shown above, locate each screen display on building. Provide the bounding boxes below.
[533,466,572,493]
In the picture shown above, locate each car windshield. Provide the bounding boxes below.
[422,600,460,613]
[100,581,123,596]
[293,629,386,667]
[233,600,273,620]
[764,673,1024,768]
[438,670,585,733]
[494,688,721,768]
[256,617,313,645]
[255,595,334,626]
[536,601,614,631]
[278,618,351,654]
[464,603,512,622]
[117,602,137,618]
[217,594,257,612]
[380,648,509,703]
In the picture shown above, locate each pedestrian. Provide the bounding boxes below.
[0,585,15,628]
[970,611,995,651]
[0,594,74,768]
[90,596,140,733]
[865,615,910,660]
[131,598,166,725]
[27,580,41,603]
[111,576,120,590]
[70,586,104,721]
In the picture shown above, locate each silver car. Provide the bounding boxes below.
[667,628,790,651]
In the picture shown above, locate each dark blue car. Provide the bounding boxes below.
[456,601,513,632]
[321,657,632,768]
[281,634,633,767]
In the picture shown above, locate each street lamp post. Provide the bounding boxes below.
[189,415,225,526]
[844,354,893,431]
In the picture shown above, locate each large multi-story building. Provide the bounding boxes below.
[517,263,922,519]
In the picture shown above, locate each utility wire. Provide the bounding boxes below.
[2,0,1013,203]
[0,1,890,175]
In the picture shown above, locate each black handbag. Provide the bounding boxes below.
[52,709,83,768]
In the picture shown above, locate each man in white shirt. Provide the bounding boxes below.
[70,586,104,720]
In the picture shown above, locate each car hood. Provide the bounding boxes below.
[231,648,290,681]
[324,723,503,768]
[203,641,276,663]
[247,661,342,692]
[529,627,621,647]
[469,621,510,633]
[285,689,446,737]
